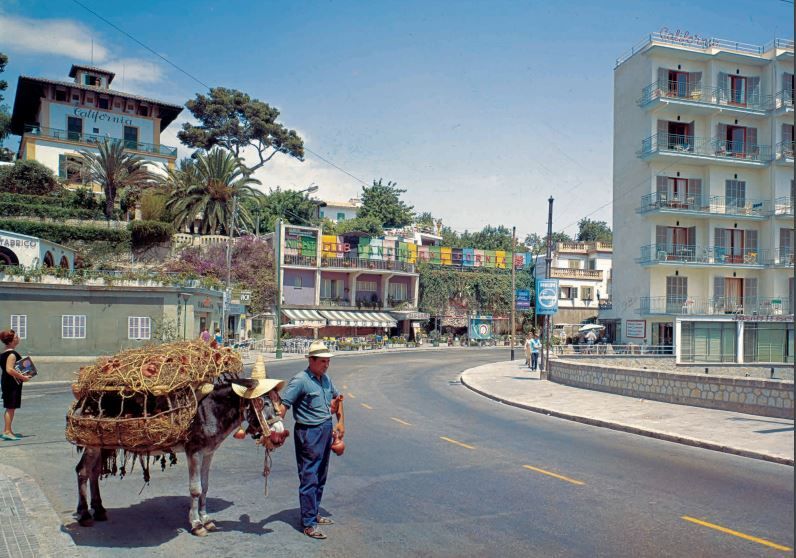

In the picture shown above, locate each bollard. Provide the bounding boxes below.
[704,367,708,374]
[770,367,775,379]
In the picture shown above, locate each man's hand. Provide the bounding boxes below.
[334,423,345,439]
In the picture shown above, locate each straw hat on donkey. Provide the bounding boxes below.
[231,356,285,399]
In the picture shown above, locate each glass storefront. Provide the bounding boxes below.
[680,321,736,362]
[743,322,794,363]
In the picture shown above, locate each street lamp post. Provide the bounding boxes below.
[180,292,191,340]
[275,218,283,359]
[510,226,516,361]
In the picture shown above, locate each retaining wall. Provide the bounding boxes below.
[550,359,794,419]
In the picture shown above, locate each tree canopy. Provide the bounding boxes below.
[0,52,11,151]
[0,160,61,195]
[523,231,573,255]
[322,215,384,236]
[250,187,321,233]
[576,218,613,242]
[357,179,414,228]
[178,87,304,175]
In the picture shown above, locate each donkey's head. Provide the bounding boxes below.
[229,378,289,450]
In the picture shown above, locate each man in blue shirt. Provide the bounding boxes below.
[280,340,345,539]
[530,332,542,372]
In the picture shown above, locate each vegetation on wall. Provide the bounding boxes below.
[0,218,131,244]
[0,160,61,195]
[129,220,175,248]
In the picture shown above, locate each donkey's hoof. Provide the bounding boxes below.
[203,521,218,532]
[191,525,209,537]
[77,512,94,527]
[93,508,108,522]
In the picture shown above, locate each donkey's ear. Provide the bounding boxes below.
[230,378,256,389]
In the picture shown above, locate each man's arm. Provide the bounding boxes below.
[334,397,345,438]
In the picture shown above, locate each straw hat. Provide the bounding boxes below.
[231,356,286,399]
[306,340,335,358]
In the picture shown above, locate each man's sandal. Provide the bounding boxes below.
[316,516,334,525]
[304,526,327,539]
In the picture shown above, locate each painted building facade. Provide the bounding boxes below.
[10,64,182,191]
[319,198,360,222]
[0,229,76,270]
[606,32,794,362]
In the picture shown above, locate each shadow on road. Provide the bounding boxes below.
[215,507,333,535]
[62,496,233,548]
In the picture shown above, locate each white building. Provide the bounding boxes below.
[607,32,794,363]
[535,241,613,329]
[10,64,182,190]
[319,198,361,222]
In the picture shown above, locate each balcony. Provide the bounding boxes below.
[24,124,178,157]
[556,241,613,253]
[774,89,794,112]
[320,256,416,273]
[639,133,771,165]
[769,248,794,268]
[639,81,771,114]
[774,140,794,164]
[283,254,318,267]
[638,193,770,219]
[773,197,793,217]
[640,296,792,316]
[549,267,604,280]
[639,244,767,267]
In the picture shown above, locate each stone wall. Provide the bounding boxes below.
[550,359,794,419]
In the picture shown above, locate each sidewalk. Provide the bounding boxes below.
[461,360,794,466]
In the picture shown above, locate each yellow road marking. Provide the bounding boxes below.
[523,465,585,486]
[390,417,412,426]
[360,403,373,410]
[440,436,475,450]
[347,392,356,399]
[681,515,792,552]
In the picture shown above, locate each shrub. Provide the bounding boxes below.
[129,220,175,247]
[0,160,61,195]
[139,190,172,222]
[0,218,131,244]
[0,201,100,220]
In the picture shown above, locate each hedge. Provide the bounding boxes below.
[0,201,101,221]
[0,219,131,245]
[129,220,175,247]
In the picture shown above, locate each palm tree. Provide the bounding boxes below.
[164,148,262,235]
[73,140,155,219]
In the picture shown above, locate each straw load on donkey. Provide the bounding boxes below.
[66,342,289,536]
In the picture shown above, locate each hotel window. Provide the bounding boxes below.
[293,275,303,288]
[580,287,593,301]
[388,282,408,301]
[114,100,122,108]
[321,278,341,299]
[357,280,377,292]
[98,97,109,110]
[138,105,149,116]
[124,126,139,149]
[55,88,67,102]
[128,317,151,340]
[67,116,83,141]
[337,212,346,221]
[84,74,100,86]
[10,315,27,339]
[62,315,86,339]
[58,154,84,183]
[566,259,580,269]
[559,286,577,300]
[725,180,746,210]
[72,93,80,102]
[126,102,135,112]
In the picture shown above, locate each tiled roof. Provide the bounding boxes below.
[19,75,183,109]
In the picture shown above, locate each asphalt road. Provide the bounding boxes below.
[1,349,793,558]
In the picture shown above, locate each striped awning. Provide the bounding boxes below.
[318,310,397,328]
[282,308,326,327]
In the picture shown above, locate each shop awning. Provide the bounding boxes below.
[318,310,397,328]
[282,308,326,328]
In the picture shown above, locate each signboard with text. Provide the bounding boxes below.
[469,316,494,340]
[515,289,531,310]
[535,279,559,316]
[626,320,646,338]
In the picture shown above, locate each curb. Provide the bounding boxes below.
[460,373,795,467]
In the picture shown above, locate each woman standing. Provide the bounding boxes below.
[1,329,29,441]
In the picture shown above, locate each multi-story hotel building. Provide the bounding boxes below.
[535,241,613,328]
[607,32,794,363]
[10,64,182,189]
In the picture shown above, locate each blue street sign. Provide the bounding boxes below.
[535,279,559,315]
[516,289,531,310]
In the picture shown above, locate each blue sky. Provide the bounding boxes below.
[1,0,792,238]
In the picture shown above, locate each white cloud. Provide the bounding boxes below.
[103,58,165,85]
[0,14,110,62]
[250,152,363,203]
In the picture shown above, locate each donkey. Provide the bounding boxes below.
[75,377,288,536]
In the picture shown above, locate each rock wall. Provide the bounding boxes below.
[550,359,794,419]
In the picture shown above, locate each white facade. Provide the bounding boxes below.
[608,33,794,360]
[319,198,360,222]
[535,242,613,324]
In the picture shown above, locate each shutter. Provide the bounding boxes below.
[783,124,793,143]
[687,226,696,248]
[716,123,727,140]
[688,71,702,95]
[656,176,668,203]
[717,72,729,102]
[688,178,702,205]
[746,127,757,150]
[714,227,726,249]
[748,76,761,106]
[658,67,668,89]
[687,121,695,144]
[744,277,757,301]
[656,225,667,247]
[784,72,794,96]
[58,154,67,179]
[657,119,668,133]
[744,229,758,251]
[780,228,793,250]
[713,277,725,312]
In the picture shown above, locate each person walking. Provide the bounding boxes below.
[199,327,211,343]
[213,328,222,345]
[280,340,345,539]
[523,333,532,368]
[1,330,30,441]
[530,332,542,372]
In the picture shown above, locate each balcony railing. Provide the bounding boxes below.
[640,296,792,316]
[774,197,793,216]
[319,298,352,307]
[775,89,795,110]
[320,256,416,273]
[283,254,318,267]
[549,267,604,280]
[770,248,794,267]
[640,244,767,266]
[24,124,178,157]
[557,241,612,252]
[639,81,772,112]
[639,193,770,217]
[775,140,794,160]
[639,132,772,163]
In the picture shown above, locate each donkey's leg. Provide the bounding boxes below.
[75,449,97,526]
[187,450,208,536]
[90,451,108,521]
[199,451,217,531]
